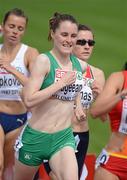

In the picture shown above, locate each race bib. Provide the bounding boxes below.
[119,98,127,134]
[80,85,93,108]
[95,149,109,169]
[80,77,94,108]
[53,69,83,101]
[0,68,22,100]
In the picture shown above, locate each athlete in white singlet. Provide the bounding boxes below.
[0,8,39,180]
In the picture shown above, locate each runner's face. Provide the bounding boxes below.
[73,30,94,62]
[52,20,78,55]
[2,14,26,45]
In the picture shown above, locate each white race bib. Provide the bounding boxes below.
[53,69,83,101]
[80,78,94,108]
[95,149,109,169]
[119,98,127,134]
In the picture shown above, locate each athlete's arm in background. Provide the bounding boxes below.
[74,93,86,122]
[90,72,127,117]
[89,65,109,121]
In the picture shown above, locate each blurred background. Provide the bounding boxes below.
[0,0,127,155]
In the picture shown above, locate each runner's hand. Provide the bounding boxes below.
[74,104,87,122]
[60,71,76,87]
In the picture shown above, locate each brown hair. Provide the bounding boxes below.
[48,12,78,41]
[78,24,94,38]
[3,8,28,26]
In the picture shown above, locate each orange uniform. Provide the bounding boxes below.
[98,71,127,179]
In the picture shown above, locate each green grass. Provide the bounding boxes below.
[1,0,127,155]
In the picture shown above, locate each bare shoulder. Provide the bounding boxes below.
[77,58,87,72]
[104,71,124,91]
[108,71,124,83]
[25,46,39,66]
[90,65,104,77]
[33,53,51,73]
[24,46,39,71]
[34,53,50,66]
[26,46,39,56]
[37,53,49,61]
[109,71,123,78]
[90,65,105,86]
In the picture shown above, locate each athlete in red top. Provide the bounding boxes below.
[90,64,127,180]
